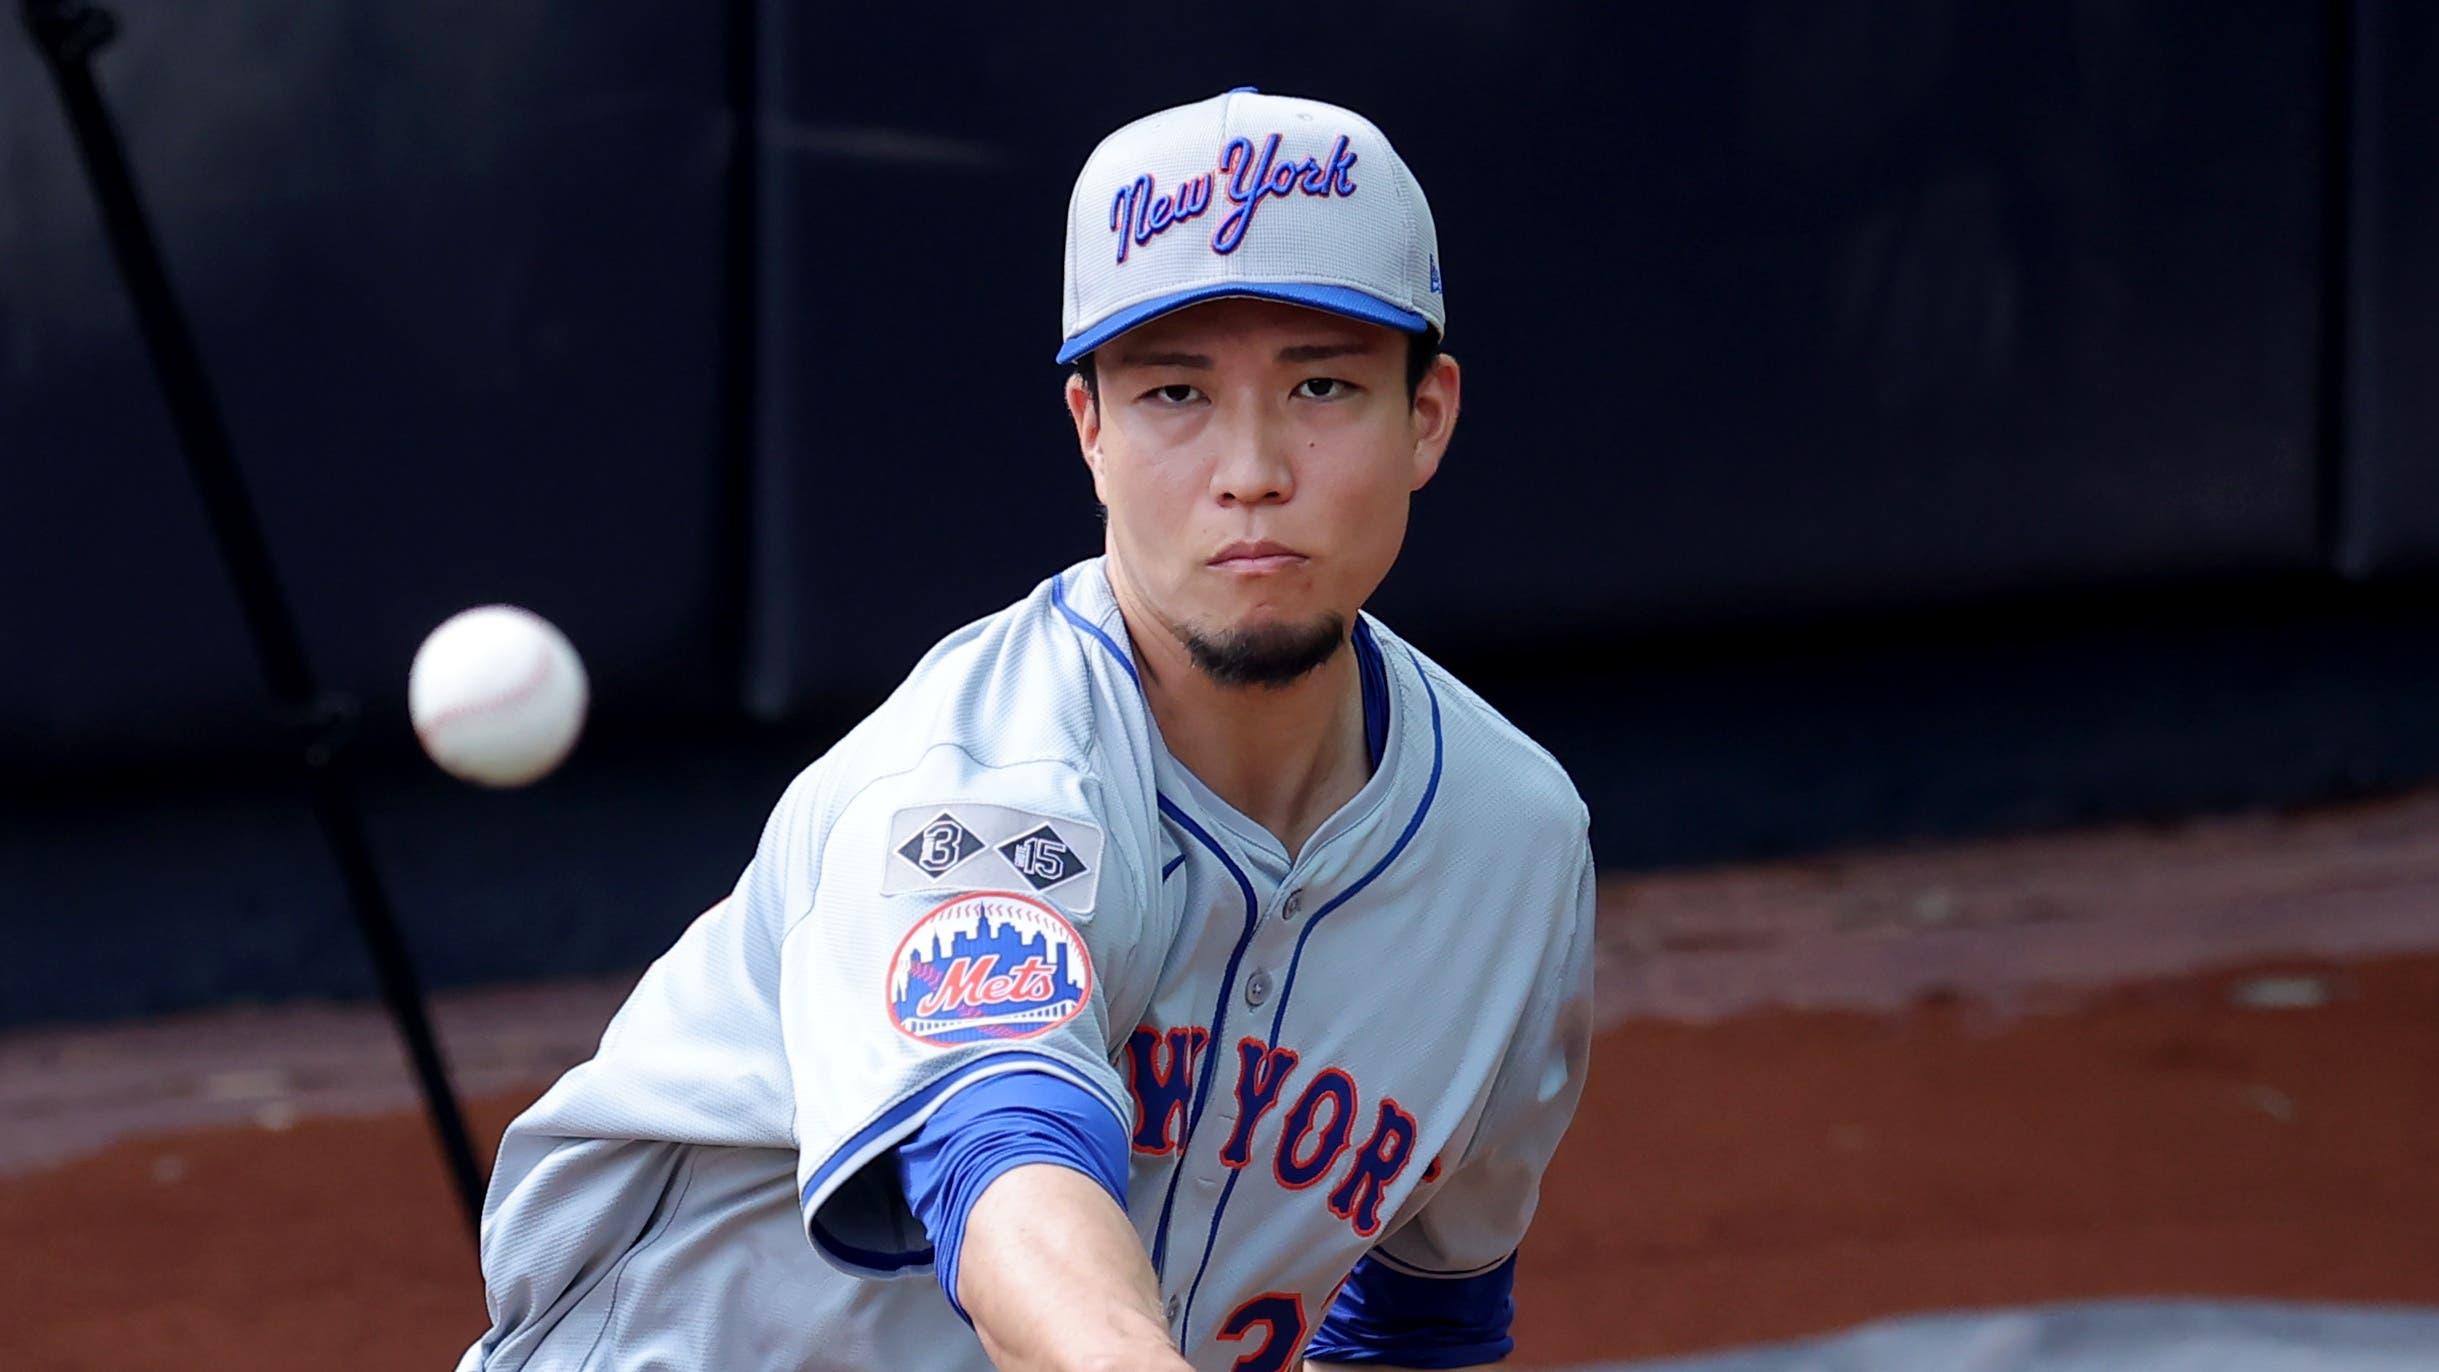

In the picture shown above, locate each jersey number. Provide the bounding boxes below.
[1216,1292,1307,1372]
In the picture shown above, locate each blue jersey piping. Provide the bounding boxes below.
[1144,796,1264,1279]
[1049,571,1140,690]
[1177,647,1444,1341]
[1050,568,1438,1329]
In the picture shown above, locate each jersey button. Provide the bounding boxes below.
[1164,1293,1183,1323]
[1282,890,1305,919]
[1245,969,1273,1007]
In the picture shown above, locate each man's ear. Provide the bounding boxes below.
[1066,373,1109,505]
[1408,352,1461,491]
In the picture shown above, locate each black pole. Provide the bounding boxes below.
[21,0,486,1243]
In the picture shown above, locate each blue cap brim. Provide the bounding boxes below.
[1056,282,1431,365]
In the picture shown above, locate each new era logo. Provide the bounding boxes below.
[898,813,984,878]
[999,824,1090,892]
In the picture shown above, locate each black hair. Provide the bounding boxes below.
[1072,329,1443,408]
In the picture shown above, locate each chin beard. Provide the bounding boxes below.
[1181,614,1348,688]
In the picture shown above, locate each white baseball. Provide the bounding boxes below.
[408,605,589,788]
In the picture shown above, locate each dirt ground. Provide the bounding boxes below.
[7,796,2439,1369]
[1519,952,2439,1363]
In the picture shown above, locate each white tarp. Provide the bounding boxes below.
[1587,1301,2439,1371]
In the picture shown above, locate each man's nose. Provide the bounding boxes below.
[1211,409,1296,507]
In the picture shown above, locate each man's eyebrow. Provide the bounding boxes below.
[1277,341,1375,363]
[1112,350,1211,369]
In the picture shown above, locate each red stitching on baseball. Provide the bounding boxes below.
[414,639,558,747]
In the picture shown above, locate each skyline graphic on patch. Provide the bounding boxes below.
[997,823,1090,892]
[896,812,984,879]
[887,892,1092,1048]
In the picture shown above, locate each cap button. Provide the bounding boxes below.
[1227,85,1259,94]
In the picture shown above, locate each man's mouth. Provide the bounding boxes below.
[1208,540,1307,574]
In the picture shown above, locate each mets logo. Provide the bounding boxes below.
[886,891,1092,1048]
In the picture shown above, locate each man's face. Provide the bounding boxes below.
[1066,298,1460,688]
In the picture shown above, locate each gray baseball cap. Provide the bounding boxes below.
[1057,87,1444,364]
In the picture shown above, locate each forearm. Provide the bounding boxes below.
[959,1162,1190,1372]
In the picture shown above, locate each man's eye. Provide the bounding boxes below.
[1143,384,1202,405]
[1296,377,1354,400]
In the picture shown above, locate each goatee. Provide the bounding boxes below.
[1181,615,1347,688]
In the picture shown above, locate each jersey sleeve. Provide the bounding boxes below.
[897,1069,1132,1321]
[760,747,1154,1279]
[1368,835,1595,1281]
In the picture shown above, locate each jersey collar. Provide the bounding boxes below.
[1055,558,1419,876]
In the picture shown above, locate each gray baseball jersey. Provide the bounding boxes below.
[459,556,1594,1371]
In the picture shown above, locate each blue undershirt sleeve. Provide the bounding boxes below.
[895,1068,1130,1322]
[1304,1252,1519,1366]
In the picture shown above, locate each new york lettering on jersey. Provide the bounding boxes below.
[1126,1027,1424,1237]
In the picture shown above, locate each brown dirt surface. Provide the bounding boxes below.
[6,795,2439,1369]
[1516,952,2439,1364]
[0,1097,525,1372]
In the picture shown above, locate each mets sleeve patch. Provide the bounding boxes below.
[883,803,1105,913]
[886,892,1095,1048]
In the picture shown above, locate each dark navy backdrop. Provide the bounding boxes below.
[1,4,732,771]
[750,0,2325,699]
[8,1,2439,1025]
[2341,0,2439,572]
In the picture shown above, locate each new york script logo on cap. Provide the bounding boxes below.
[1108,132,1359,264]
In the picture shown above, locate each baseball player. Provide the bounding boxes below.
[460,87,1593,1371]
